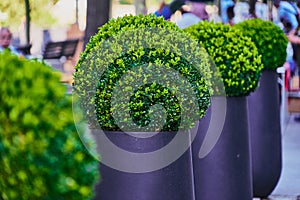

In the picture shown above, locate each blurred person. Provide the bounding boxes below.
[275,0,299,35]
[176,5,201,28]
[188,2,209,20]
[275,0,299,77]
[287,34,300,77]
[154,0,209,20]
[283,0,300,78]
[154,0,184,20]
[175,2,208,28]
[206,5,222,22]
[221,0,235,24]
[0,27,23,56]
[233,1,251,23]
[226,5,235,26]
[255,0,268,21]
[282,0,300,122]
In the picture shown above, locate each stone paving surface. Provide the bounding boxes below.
[269,114,300,200]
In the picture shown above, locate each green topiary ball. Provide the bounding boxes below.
[74,14,215,131]
[0,52,99,200]
[77,14,181,68]
[184,21,263,97]
[234,18,288,70]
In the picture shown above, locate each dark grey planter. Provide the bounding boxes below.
[192,96,252,200]
[92,129,196,200]
[247,69,282,198]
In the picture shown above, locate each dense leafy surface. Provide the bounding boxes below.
[74,15,214,131]
[234,18,288,70]
[0,52,99,200]
[185,21,263,97]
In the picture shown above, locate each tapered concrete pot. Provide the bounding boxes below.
[247,69,282,198]
[192,96,253,200]
[92,127,197,200]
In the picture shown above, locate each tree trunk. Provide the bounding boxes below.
[24,0,30,45]
[216,0,221,16]
[84,0,111,48]
[249,0,257,18]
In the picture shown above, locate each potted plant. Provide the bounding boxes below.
[74,14,214,200]
[234,18,288,198]
[184,21,263,200]
[0,52,99,200]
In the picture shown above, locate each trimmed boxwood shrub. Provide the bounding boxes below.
[184,21,263,97]
[77,14,180,67]
[0,51,99,200]
[234,18,288,70]
[74,14,215,131]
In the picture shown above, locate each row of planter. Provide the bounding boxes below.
[74,15,288,199]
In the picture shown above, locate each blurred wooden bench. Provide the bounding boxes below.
[42,39,79,60]
[42,39,80,73]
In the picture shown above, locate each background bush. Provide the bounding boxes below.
[184,21,263,97]
[74,14,214,131]
[0,52,99,200]
[234,18,288,70]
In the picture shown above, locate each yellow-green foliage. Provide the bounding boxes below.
[234,18,288,70]
[0,0,57,28]
[74,14,213,131]
[184,21,263,97]
[0,52,99,200]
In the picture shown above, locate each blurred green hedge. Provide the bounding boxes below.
[0,51,99,200]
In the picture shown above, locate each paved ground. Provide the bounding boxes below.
[268,113,300,200]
